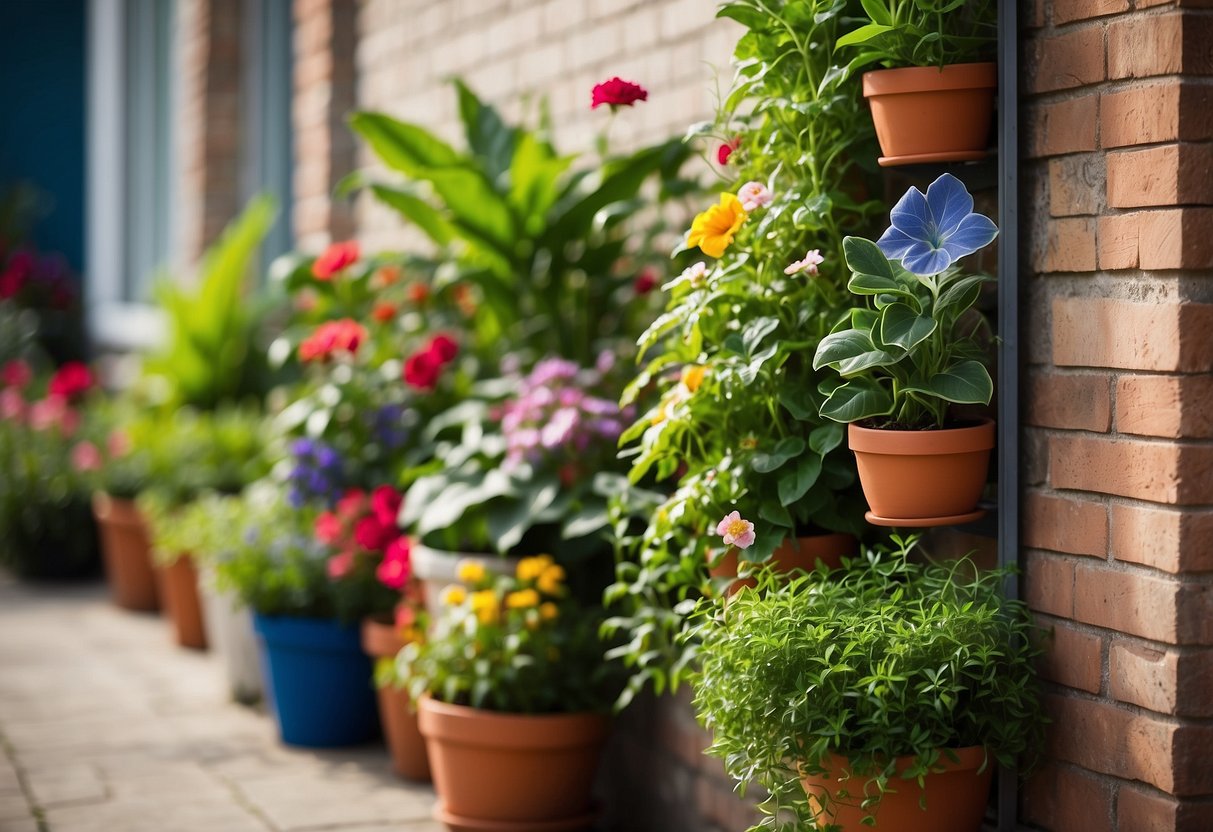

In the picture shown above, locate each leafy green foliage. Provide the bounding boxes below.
[835,0,997,72]
[691,536,1044,831]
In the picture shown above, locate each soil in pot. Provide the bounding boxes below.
[361,615,431,782]
[155,554,207,650]
[418,697,608,831]
[92,492,159,612]
[862,63,997,166]
[801,746,993,832]
[710,533,856,594]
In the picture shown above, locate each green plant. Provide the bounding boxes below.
[834,0,996,72]
[347,80,696,366]
[140,195,278,410]
[690,536,1043,831]
[396,554,619,714]
[813,173,997,429]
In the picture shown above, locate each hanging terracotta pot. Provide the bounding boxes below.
[92,492,159,612]
[710,533,856,594]
[848,419,994,527]
[411,543,519,618]
[863,62,997,166]
[155,554,207,650]
[801,745,992,832]
[361,615,431,782]
[419,697,608,832]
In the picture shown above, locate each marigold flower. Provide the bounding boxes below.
[471,589,500,624]
[441,585,467,606]
[537,564,566,596]
[590,76,648,109]
[687,193,747,259]
[506,588,540,609]
[539,602,559,621]
[516,554,554,582]
[715,510,756,550]
[682,365,707,393]
[737,181,773,212]
[785,250,825,277]
[457,560,487,585]
[312,241,359,280]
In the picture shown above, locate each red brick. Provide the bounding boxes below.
[1110,503,1213,573]
[1101,82,1213,148]
[1053,0,1130,24]
[1024,490,1109,557]
[1049,154,1105,216]
[1097,209,1213,270]
[1025,551,1076,617]
[1036,216,1098,271]
[1072,561,1213,644]
[1052,298,1213,372]
[1111,641,1213,716]
[1108,12,1183,79]
[1116,785,1213,831]
[1037,619,1105,693]
[1026,370,1111,432]
[1117,375,1213,439]
[1107,144,1213,208]
[1022,761,1114,832]
[1051,433,1213,504]
[1026,27,1105,94]
[1044,694,1177,790]
[1027,95,1099,158]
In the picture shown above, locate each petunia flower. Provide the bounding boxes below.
[877,173,998,277]
[687,193,748,259]
[737,181,773,212]
[715,510,756,550]
[785,249,825,276]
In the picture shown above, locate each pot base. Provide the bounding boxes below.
[864,508,986,528]
[433,803,598,832]
[878,149,990,167]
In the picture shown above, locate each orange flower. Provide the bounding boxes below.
[312,241,359,279]
[682,365,707,393]
[374,264,402,287]
[371,301,397,323]
[687,193,747,258]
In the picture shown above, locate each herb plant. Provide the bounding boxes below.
[835,0,997,73]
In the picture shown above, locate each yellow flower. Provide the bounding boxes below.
[540,602,559,621]
[537,564,566,596]
[687,193,748,258]
[682,364,707,393]
[457,560,486,585]
[471,589,499,624]
[517,554,554,582]
[441,585,467,606]
[506,588,540,609]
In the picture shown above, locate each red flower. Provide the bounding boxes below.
[354,514,395,552]
[633,267,658,295]
[407,282,430,305]
[299,319,368,363]
[371,485,403,528]
[312,241,360,280]
[376,537,412,590]
[591,77,648,109]
[403,348,442,391]
[327,551,355,580]
[47,362,93,401]
[374,264,401,287]
[314,512,343,545]
[1,360,32,389]
[717,136,741,165]
[429,334,459,363]
[371,301,397,323]
[336,488,367,518]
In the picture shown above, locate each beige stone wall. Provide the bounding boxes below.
[352,0,739,251]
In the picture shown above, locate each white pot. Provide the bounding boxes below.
[198,564,262,704]
[411,543,519,618]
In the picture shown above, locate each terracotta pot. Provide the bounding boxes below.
[92,492,159,612]
[361,615,431,782]
[710,533,856,593]
[863,63,997,166]
[801,746,992,832]
[412,543,519,619]
[848,420,995,527]
[155,554,208,649]
[419,697,608,831]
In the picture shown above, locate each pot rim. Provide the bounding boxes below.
[360,614,409,657]
[803,744,989,781]
[862,62,997,97]
[412,542,520,582]
[848,418,995,456]
[417,697,610,749]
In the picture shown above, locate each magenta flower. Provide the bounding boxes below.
[716,511,756,550]
[591,77,648,109]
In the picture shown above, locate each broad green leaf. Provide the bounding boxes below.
[819,378,894,423]
[835,22,895,50]
[369,185,454,246]
[741,316,781,355]
[860,0,893,25]
[348,112,461,174]
[907,360,994,405]
[809,423,845,456]
[836,346,897,376]
[453,79,517,182]
[425,167,518,260]
[936,273,990,316]
[879,303,937,351]
[779,455,823,506]
[844,236,896,281]
[716,4,768,30]
[508,132,573,228]
[813,329,875,370]
[752,437,805,473]
[487,481,559,554]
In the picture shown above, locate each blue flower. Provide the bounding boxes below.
[877,173,998,276]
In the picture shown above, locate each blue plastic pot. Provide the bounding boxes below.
[253,613,381,747]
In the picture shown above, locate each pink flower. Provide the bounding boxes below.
[717,137,741,165]
[371,485,403,528]
[737,181,773,212]
[107,430,132,458]
[785,250,825,276]
[312,241,360,280]
[715,510,756,550]
[590,77,648,109]
[29,397,78,434]
[0,388,24,421]
[314,512,343,545]
[327,551,355,580]
[1,360,32,389]
[376,537,411,590]
[683,261,708,288]
[71,441,102,472]
[336,489,367,518]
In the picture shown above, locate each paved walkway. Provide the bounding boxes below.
[0,572,442,832]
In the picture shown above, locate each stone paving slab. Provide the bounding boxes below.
[0,572,443,832]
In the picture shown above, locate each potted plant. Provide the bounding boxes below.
[691,536,1043,832]
[397,556,619,831]
[834,0,997,165]
[364,584,431,782]
[813,173,997,526]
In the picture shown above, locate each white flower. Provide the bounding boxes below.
[683,261,709,288]
[785,249,825,276]
[737,181,773,212]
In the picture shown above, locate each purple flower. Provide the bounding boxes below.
[877,173,998,277]
[541,408,580,449]
[529,357,580,386]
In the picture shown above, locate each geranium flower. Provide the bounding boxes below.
[354,514,395,551]
[299,319,367,362]
[717,136,741,165]
[1,360,32,389]
[47,362,93,401]
[429,334,459,363]
[715,510,756,550]
[312,241,359,280]
[371,485,402,527]
[590,77,648,109]
[336,488,366,517]
[403,348,441,390]
[374,264,401,287]
[877,173,998,276]
[377,538,411,590]
[785,250,825,276]
[371,301,396,323]
[737,181,772,211]
[687,193,747,258]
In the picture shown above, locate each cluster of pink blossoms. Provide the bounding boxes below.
[314,485,411,589]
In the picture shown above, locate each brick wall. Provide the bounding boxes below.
[1020,2,1213,830]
